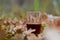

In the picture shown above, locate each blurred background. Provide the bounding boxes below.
[0,0,60,19]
